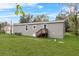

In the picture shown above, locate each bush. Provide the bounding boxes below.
[0,30,5,34]
[14,33,22,36]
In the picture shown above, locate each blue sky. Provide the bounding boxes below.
[0,3,68,24]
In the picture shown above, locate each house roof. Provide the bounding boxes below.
[13,20,65,26]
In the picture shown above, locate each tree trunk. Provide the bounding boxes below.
[75,14,78,35]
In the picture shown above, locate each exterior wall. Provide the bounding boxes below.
[13,21,65,39]
[4,25,13,34]
[4,26,11,34]
[47,23,64,38]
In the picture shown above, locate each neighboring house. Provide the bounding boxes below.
[4,25,11,34]
[13,20,65,39]
[4,24,13,34]
[0,22,11,33]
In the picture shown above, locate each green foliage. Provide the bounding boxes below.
[15,5,49,23]
[15,10,19,15]
[33,14,49,22]
[0,22,8,34]
[20,14,33,23]
[19,5,22,11]
[56,14,66,20]
[15,5,25,16]
[0,30,5,34]
[56,14,70,32]
[20,11,25,16]
[0,33,79,55]
[15,5,19,15]
[16,5,19,10]
[14,33,22,36]
[19,14,49,23]
[68,14,79,35]
[56,15,62,20]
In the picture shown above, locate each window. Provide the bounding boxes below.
[26,25,27,30]
[33,26,36,28]
[44,25,46,29]
[33,25,37,29]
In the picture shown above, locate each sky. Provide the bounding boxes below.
[0,3,69,24]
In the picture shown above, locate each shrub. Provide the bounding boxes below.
[14,33,22,36]
[0,30,5,34]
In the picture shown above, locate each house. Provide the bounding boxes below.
[0,22,12,34]
[13,20,65,39]
[4,25,11,34]
[4,24,13,34]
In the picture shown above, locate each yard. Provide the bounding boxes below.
[0,32,79,56]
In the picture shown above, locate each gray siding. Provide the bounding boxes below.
[13,21,64,39]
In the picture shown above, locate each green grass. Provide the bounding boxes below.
[0,32,79,56]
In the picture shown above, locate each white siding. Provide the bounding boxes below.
[13,21,64,39]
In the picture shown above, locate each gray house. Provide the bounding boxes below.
[13,20,65,39]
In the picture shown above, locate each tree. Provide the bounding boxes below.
[15,4,49,23]
[0,22,8,33]
[56,14,66,20]
[55,11,70,32]
[33,14,49,22]
[68,14,79,35]
[20,14,33,23]
[67,4,79,35]
[56,4,79,35]
[0,24,1,31]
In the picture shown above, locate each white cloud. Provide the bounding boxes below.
[0,9,6,11]
[0,17,19,24]
[0,3,16,10]
[26,3,38,7]
[47,13,59,21]
[0,3,19,23]
[31,12,58,20]
[32,12,58,21]
[0,3,44,10]
[37,5,43,9]
[0,15,16,18]
[0,12,17,18]
[0,12,19,23]
[18,3,38,7]
[0,18,11,23]
[22,3,44,9]
[31,12,47,15]
[61,6,69,12]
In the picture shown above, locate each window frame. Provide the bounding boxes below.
[26,25,28,30]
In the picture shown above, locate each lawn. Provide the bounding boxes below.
[0,32,79,56]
